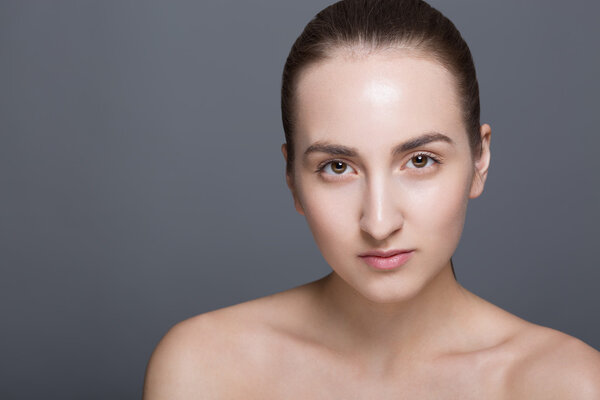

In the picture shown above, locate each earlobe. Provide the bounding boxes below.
[469,123,492,199]
[287,174,305,216]
[293,195,305,216]
[281,143,305,216]
[281,143,289,163]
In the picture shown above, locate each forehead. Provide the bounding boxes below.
[294,51,468,152]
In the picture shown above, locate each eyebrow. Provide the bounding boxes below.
[302,132,455,160]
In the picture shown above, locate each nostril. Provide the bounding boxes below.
[359,179,404,239]
[359,216,403,242]
[359,207,403,241]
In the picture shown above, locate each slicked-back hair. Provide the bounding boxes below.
[281,0,481,179]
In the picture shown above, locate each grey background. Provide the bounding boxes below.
[1,0,598,398]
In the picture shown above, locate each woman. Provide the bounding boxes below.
[143,0,600,397]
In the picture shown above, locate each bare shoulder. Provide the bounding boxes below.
[142,281,318,399]
[506,323,600,399]
[142,312,230,399]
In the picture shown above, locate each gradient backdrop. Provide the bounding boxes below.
[2,1,599,398]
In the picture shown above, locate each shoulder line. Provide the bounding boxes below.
[509,326,600,398]
[142,313,231,399]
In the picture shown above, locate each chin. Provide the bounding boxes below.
[336,269,427,305]
[334,256,450,305]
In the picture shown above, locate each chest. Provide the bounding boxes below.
[245,350,512,400]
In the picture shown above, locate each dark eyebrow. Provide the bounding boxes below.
[303,132,454,160]
[392,132,454,155]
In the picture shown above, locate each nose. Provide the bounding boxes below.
[359,174,404,241]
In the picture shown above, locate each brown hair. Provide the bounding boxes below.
[281,0,482,178]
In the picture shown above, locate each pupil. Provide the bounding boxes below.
[414,155,426,167]
[333,162,346,173]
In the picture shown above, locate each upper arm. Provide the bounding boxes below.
[562,338,600,399]
[142,315,223,400]
[509,333,600,399]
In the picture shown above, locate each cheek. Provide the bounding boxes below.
[404,168,472,253]
[296,164,473,260]
[297,181,360,254]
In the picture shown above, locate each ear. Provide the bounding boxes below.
[281,143,305,215]
[469,123,492,199]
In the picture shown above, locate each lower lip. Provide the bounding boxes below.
[359,251,414,270]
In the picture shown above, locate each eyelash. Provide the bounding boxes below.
[314,152,443,177]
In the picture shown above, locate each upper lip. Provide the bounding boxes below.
[358,249,413,257]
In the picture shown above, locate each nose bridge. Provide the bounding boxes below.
[359,170,403,240]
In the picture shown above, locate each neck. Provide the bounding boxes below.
[315,261,478,365]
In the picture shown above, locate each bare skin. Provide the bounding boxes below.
[143,51,600,399]
[144,274,600,399]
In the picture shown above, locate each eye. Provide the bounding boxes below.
[405,153,440,169]
[317,160,356,177]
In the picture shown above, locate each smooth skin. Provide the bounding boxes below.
[143,50,600,399]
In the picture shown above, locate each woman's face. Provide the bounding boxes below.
[282,51,490,304]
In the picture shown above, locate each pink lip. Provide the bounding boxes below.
[358,249,414,270]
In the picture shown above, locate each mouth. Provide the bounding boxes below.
[358,249,414,270]
[358,249,412,257]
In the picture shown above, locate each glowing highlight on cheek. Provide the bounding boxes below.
[363,80,400,105]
